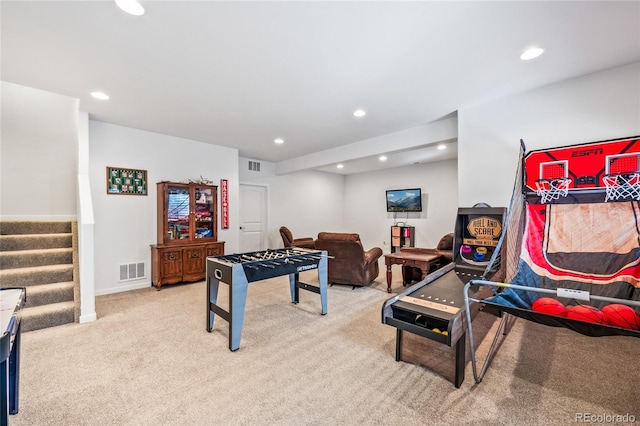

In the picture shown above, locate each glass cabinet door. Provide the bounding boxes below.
[193,186,214,239]
[166,185,191,241]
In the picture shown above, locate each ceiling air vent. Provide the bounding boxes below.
[248,161,261,172]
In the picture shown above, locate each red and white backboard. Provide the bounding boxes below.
[524,136,640,194]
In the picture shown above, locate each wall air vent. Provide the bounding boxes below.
[119,262,146,282]
[248,161,261,172]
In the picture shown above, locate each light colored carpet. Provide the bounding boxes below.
[12,270,640,425]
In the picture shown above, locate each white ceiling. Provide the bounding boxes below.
[2,1,639,174]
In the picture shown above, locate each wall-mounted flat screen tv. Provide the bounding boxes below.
[386,188,422,212]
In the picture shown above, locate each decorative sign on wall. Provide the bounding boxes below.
[221,179,229,229]
[106,167,147,195]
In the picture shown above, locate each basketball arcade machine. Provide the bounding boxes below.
[206,247,328,351]
[464,136,640,385]
[381,206,506,387]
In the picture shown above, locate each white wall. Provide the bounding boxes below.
[241,157,459,253]
[344,159,458,252]
[239,157,344,247]
[458,62,640,207]
[90,121,240,295]
[0,82,79,218]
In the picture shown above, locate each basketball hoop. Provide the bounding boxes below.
[603,173,640,202]
[534,178,572,204]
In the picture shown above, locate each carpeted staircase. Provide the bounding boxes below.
[0,221,79,332]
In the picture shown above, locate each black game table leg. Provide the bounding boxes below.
[207,275,219,332]
[9,320,20,415]
[454,333,465,388]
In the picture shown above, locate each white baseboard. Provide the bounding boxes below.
[0,215,78,221]
[79,312,97,323]
[95,280,152,296]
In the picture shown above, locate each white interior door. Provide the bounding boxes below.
[239,184,267,252]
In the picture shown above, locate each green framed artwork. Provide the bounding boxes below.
[106,167,147,195]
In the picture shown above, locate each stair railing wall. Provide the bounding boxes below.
[77,111,97,323]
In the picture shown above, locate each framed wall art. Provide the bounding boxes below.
[106,167,147,195]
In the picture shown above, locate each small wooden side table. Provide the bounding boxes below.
[384,249,443,292]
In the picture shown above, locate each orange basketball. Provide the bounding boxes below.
[601,304,640,330]
[531,297,566,316]
[566,305,604,324]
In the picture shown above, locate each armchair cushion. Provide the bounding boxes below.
[314,232,383,287]
[436,233,454,261]
[279,226,315,249]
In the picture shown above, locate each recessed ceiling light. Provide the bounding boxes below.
[337,164,344,169]
[437,144,446,150]
[90,91,109,100]
[353,109,366,118]
[274,138,284,144]
[115,0,145,16]
[379,155,387,161]
[520,47,544,61]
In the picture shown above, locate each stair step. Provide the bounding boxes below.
[0,233,72,251]
[0,221,72,235]
[0,264,74,287]
[24,281,75,308]
[0,220,77,332]
[0,247,73,269]
[21,301,75,332]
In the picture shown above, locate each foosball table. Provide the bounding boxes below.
[206,247,328,351]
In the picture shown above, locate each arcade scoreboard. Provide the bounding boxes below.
[1,288,26,423]
[206,248,328,351]
[382,207,506,387]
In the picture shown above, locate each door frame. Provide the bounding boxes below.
[239,183,269,251]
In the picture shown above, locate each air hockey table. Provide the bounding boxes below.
[206,247,328,351]
[1,288,26,423]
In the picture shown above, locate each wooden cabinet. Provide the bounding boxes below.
[151,242,224,290]
[151,181,225,290]
[156,181,218,244]
[391,225,415,252]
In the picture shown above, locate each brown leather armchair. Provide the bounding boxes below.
[314,232,383,288]
[402,233,454,283]
[279,226,315,249]
[433,233,454,263]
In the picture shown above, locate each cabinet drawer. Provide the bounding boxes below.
[206,243,224,257]
[162,249,182,262]
[391,227,401,237]
[184,247,205,259]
